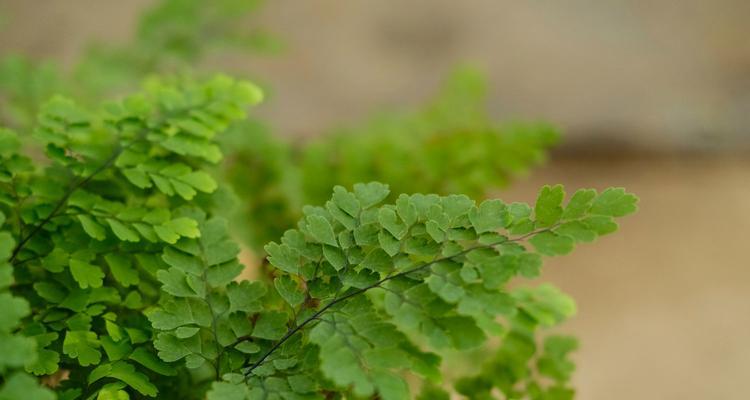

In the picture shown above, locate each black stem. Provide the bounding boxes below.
[242,227,550,378]
[9,145,124,263]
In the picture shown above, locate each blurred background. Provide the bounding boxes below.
[1,1,748,399]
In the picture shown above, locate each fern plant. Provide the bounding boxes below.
[0,75,637,399]
[0,75,262,399]
[0,0,557,255]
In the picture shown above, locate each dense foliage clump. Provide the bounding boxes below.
[0,76,637,398]
[0,2,639,398]
[0,76,262,399]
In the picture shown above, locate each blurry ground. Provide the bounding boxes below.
[2,1,750,399]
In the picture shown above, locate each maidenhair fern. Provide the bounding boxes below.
[0,76,262,399]
[0,214,55,399]
[0,75,637,399]
[188,182,636,400]
[0,1,558,255]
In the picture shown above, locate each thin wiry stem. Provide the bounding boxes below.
[242,227,551,378]
[9,145,124,263]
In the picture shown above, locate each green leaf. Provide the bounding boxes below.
[172,180,198,200]
[235,342,260,354]
[105,254,139,287]
[323,245,347,271]
[441,195,474,220]
[437,316,486,350]
[207,381,250,400]
[78,215,106,240]
[152,333,193,363]
[107,219,140,242]
[207,260,244,287]
[122,168,152,189]
[181,171,218,193]
[535,185,564,227]
[376,230,399,257]
[274,276,305,307]
[174,326,200,338]
[361,248,392,273]
[0,232,12,260]
[425,220,445,242]
[590,188,638,217]
[161,135,222,163]
[162,217,200,239]
[306,215,337,246]
[156,268,196,297]
[538,335,578,382]
[517,253,543,278]
[227,281,266,313]
[96,382,130,400]
[148,298,212,330]
[469,199,509,233]
[332,186,361,216]
[354,182,390,209]
[176,119,212,138]
[582,216,618,235]
[562,188,596,219]
[309,320,375,397]
[514,284,577,326]
[396,195,417,226]
[150,174,175,196]
[0,333,35,370]
[373,370,410,400]
[154,218,200,244]
[162,247,203,275]
[378,208,407,239]
[0,372,55,400]
[327,201,357,230]
[90,361,158,397]
[555,221,597,243]
[529,231,575,256]
[426,274,465,303]
[63,331,102,366]
[129,347,177,376]
[101,336,132,361]
[287,374,317,393]
[252,311,288,340]
[0,293,29,331]
[26,342,60,376]
[69,259,105,289]
[264,243,299,274]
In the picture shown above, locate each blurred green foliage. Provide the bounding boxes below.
[0,56,63,130]
[226,69,558,250]
[0,0,274,128]
[453,285,579,400]
[0,0,558,255]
